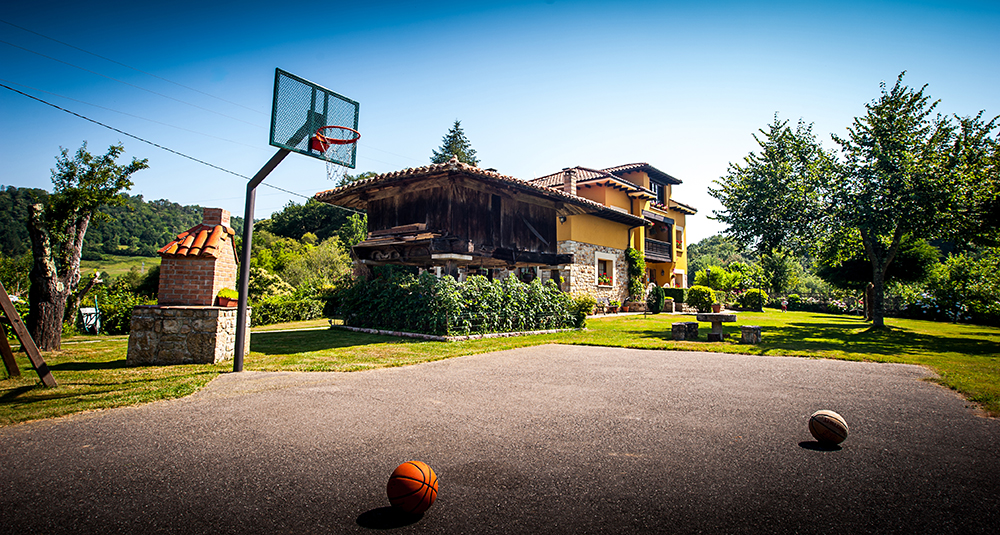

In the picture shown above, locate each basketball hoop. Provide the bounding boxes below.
[310,126,360,182]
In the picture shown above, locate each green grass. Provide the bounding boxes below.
[2,310,997,427]
[80,255,160,278]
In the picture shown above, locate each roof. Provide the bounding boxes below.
[158,223,236,258]
[529,166,655,198]
[602,163,682,185]
[668,199,698,215]
[314,157,650,227]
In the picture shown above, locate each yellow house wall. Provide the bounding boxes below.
[558,214,629,250]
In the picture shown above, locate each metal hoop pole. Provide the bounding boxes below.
[234,148,290,372]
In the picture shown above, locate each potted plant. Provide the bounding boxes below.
[598,274,612,286]
[712,300,723,313]
[217,288,239,307]
[608,299,620,314]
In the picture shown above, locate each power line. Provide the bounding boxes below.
[0,78,265,151]
[0,39,262,128]
[0,82,355,209]
[0,18,265,115]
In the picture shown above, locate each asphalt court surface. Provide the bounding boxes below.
[1,345,997,534]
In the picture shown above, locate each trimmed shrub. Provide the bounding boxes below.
[738,289,768,311]
[251,296,324,326]
[687,285,715,313]
[663,287,686,304]
[646,285,666,314]
[340,273,575,335]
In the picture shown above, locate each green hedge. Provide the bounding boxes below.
[662,287,686,304]
[339,273,576,335]
[251,297,324,327]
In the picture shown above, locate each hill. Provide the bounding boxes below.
[0,186,244,259]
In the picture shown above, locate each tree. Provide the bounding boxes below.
[27,142,148,350]
[711,73,999,327]
[431,120,480,166]
[709,115,832,255]
[338,213,368,248]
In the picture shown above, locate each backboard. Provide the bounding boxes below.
[269,68,360,168]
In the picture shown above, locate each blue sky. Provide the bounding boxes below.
[2,1,998,244]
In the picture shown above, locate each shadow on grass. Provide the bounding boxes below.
[766,322,1000,357]
[50,360,128,371]
[250,328,427,355]
[599,317,999,360]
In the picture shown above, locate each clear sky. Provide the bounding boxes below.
[2,1,998,244]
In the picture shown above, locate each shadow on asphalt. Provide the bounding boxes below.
[798,440,844,452]
[356,507,424,529]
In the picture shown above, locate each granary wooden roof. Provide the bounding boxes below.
[158,223,236,258]
[314,157,649,227]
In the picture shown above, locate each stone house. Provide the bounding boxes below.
[528,163,696,302]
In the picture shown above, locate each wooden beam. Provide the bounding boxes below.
[0,323,21,377]
[0,281,56,387]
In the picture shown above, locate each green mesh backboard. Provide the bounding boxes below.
[269,68,360,168]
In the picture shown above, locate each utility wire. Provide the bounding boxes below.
[0,39,262,128]
[1,82,364,214]
[0,78,264,151]
[0,18,264,115]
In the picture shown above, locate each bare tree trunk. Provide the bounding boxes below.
[27,204,69,351]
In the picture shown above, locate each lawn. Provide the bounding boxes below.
[80,255,160,278]
[2,310,998,427]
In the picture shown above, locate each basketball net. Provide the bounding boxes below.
[310,126,360,183]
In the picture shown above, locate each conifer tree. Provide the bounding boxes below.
[431,120,480,166]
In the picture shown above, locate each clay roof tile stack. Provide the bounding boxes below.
[158,223,235,258]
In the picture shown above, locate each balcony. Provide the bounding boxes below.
[644,238,673,263]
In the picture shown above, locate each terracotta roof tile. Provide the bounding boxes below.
[158,223,236,258]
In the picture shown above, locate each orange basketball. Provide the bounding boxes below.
[387,461,438,514]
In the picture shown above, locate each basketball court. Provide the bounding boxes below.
[1,345,996,534]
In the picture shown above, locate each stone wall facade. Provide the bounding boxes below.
[126,306,249,365]
[557,240,628,303]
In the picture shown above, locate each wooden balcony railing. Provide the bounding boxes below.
[644,238,673,262]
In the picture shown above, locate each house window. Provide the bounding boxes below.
[651,181,666,204]
[595,252,616,286]
[675,226,684,250]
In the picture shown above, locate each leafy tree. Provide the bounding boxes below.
[262,198,351,242]
[280,237,352,294]
[693,266,736,292]
[686,235,753,286]
[815,229,939,290]
[26,143,148,350]
[338,213,368,248]
[0,252,32,297]
[711,73,999,327]
[709,116,832,255]
[431,120,480,166]
[0,186,49,257]
[758,250,801,295]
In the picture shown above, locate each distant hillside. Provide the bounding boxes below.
[0,186,244,259]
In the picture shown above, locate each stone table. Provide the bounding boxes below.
[695,312,737,342]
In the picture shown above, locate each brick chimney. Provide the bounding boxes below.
[562,167,577,197]
[156,208,238,306]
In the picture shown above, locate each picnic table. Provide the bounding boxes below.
[695,312,737,342]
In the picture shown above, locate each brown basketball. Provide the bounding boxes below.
[387,461,438,514]
[809,410,849,445]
